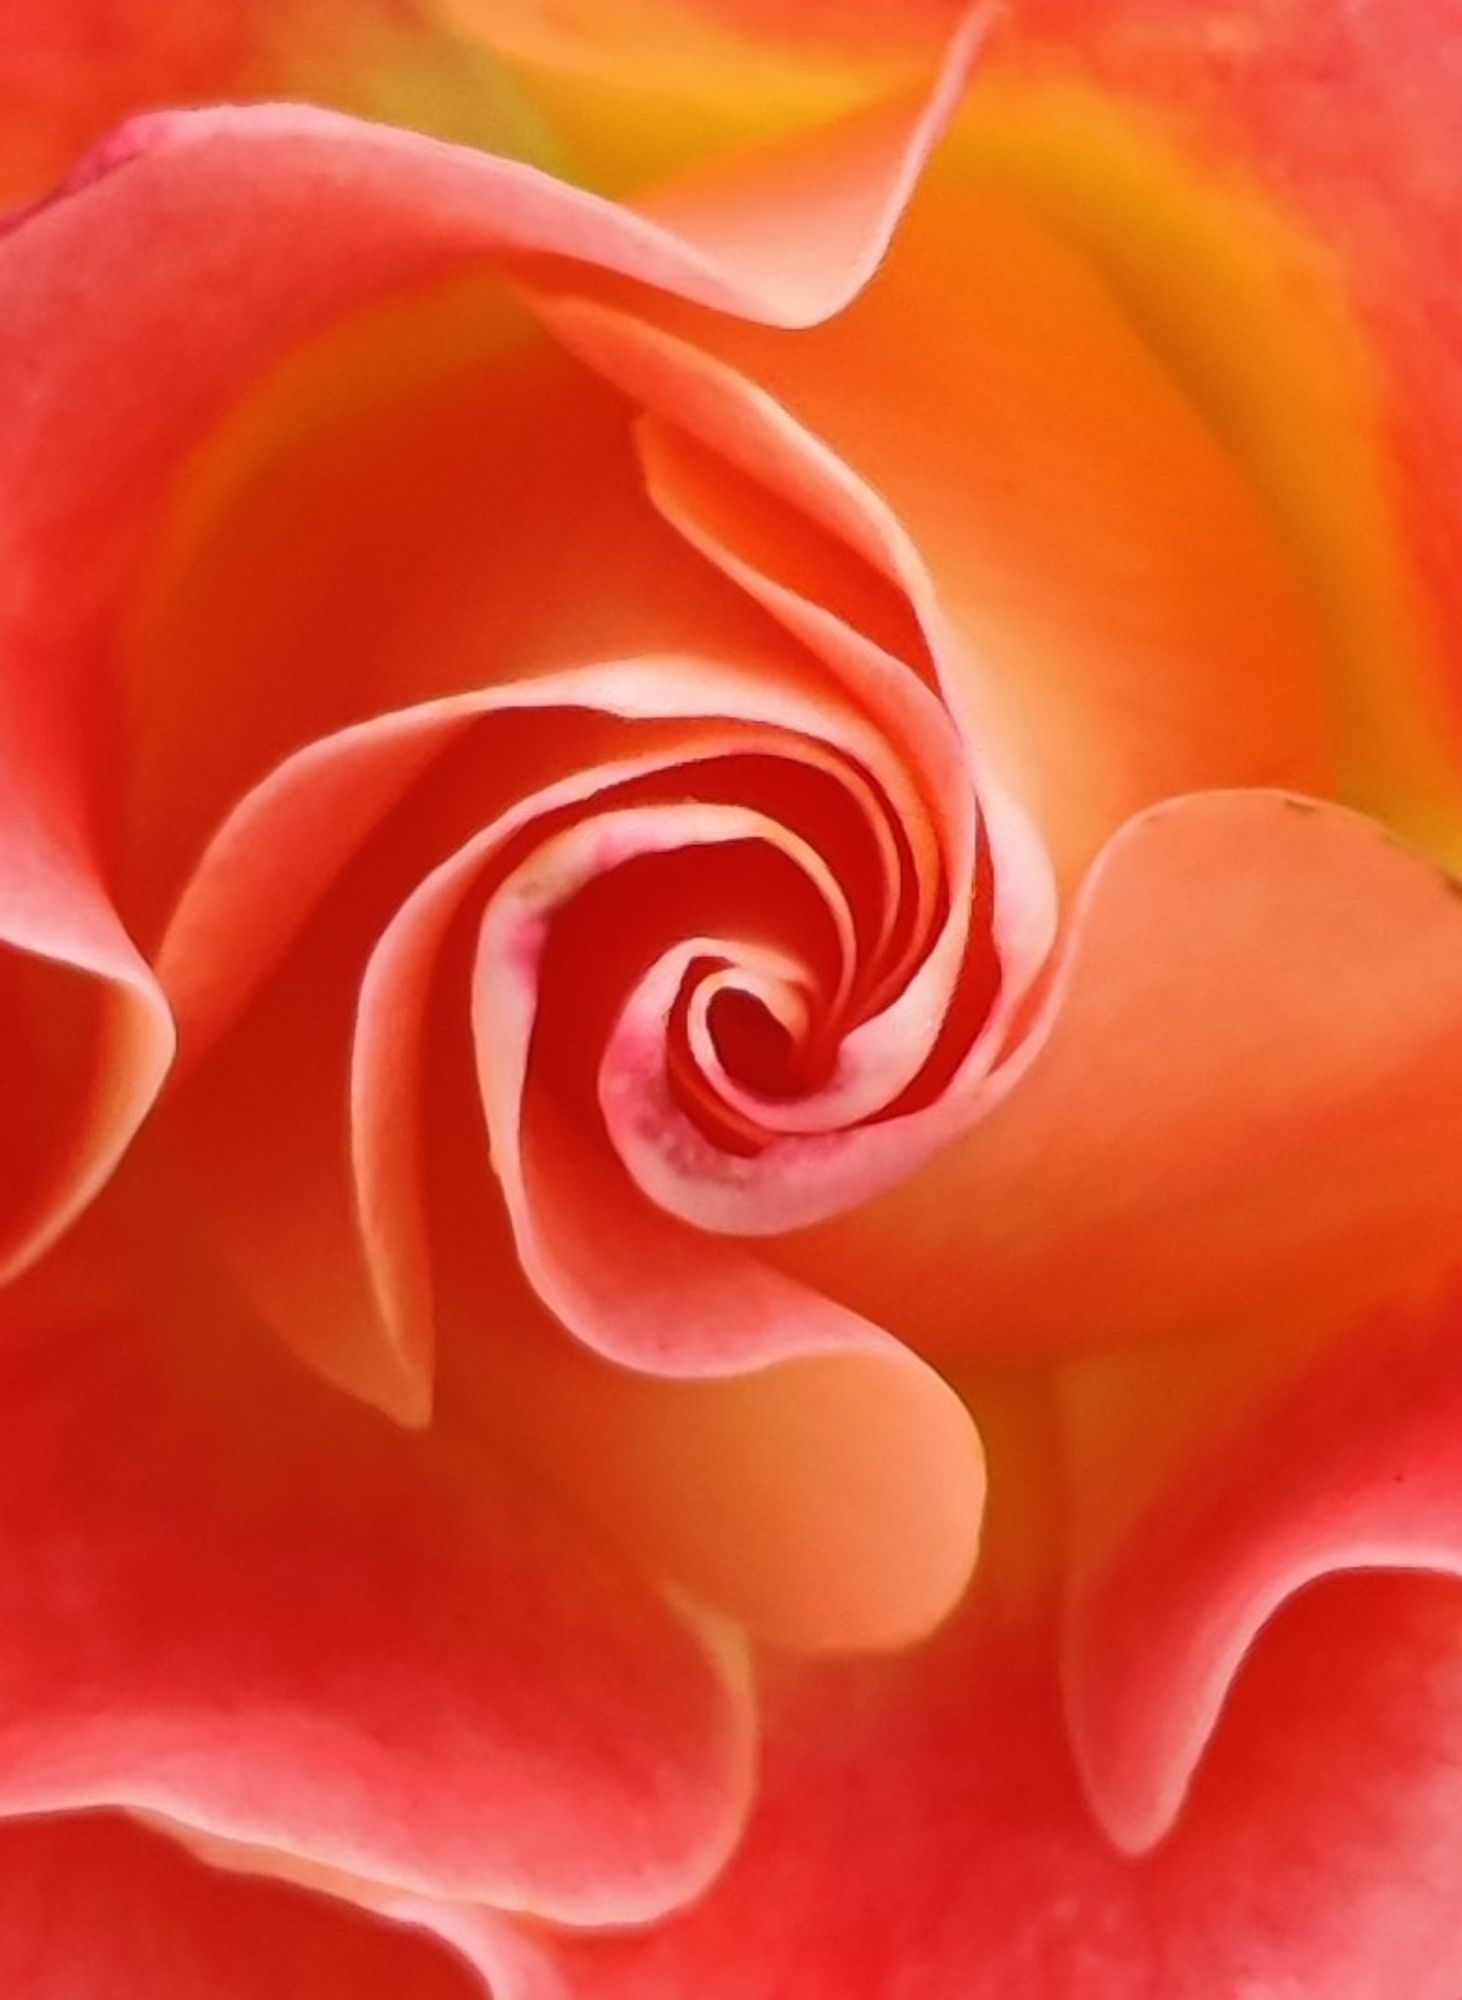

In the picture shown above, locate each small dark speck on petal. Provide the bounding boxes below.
[1441,872,1462,899]
[1280,796,1318,814]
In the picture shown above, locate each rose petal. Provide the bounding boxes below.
[987,3,1462,825]
[774,793,1462,1363]
[548,173,1337,884]
[0,0,559,209]
[0,1276,752,1925]
[510,1565,1462,1999]
[464,799,987,1652]
[0,683,173,1280]
[530,293,1057,1230]
[0,20,977,1275]
[1061,1281,1462,1853]
[0,1810,483,2000]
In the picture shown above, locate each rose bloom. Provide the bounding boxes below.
[4,1,1462,1993]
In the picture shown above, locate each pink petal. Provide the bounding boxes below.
[0,691,173,1281]
[0,1810,484,2000]
[494,1554,1462,1997]
[0,12,975,1278]
[0,1275,752,1925]
[1062,1281,1462,1853]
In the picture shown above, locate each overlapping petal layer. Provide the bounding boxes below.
[990,2,1462,735]
[771,795,1462,1362]
[130,305,989,1649]
[0,0,978,1288]
[507,1565,1462,2000]
[0,1812,484,2000]
[0,12,1003,1740]
[0,1273,752,1925]
[7,7,1462,1993]
[0,0,557,209]
[543,170,1339,888]
[1061,1274,1462,1854]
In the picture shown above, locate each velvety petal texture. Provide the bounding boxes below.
[4,4,1462,1996]
[0,1812,485,2000]
[0,1274,752,1925]
[773,794,1462,1360]
[0,0,555,207]
[522,1568,1462,2000]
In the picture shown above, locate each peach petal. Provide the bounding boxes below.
[0,1280,753,1926]
[774,793,1462,1362]
[515,1338,986,1657]
[356,773,848,1403]
[569,174,1338,883]
[349,704,896,1405]
[0,0,550,209]
[0,18,973,1267]
[454,808,987,1650]
[451,0,963,72]
[167,718,760,1420]
[124,309,798,945]
[159,654,871,1064]
[473,802,874,1363]
[532,293,1059,1231]
[346,737,987,1655]
[160,660,899,1424]
[988,3,1462,807]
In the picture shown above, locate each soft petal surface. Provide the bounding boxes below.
[545,171,1338,887]
[962,4,1462,848]
[518,1565,1462,2000]
[0,0,553,207]
[441,0,973,194]
[0,18,973,1276]
[774,793,1462,1362]
[0,1270,751,1925]
[0,679,174,1281]
[0,1811,483,2000]
[1061,1280,1462,1853]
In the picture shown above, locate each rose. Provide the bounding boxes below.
[4,7,1462,1998]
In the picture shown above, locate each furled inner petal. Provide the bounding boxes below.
[549,170,1341,886]
[770,793,1462,1364]
[0,8,978,1266]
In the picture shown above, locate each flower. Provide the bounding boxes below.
[3,5,1462,1996]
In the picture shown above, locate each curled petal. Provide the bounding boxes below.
[507,1568,1462,1999]
[0,1811,484,2000]
[1060,1282,1462,1853]
[0,1282,753,1925]
[775,794,1462,1362]
[0,694,173,1279]
[547,172,1338,884]
[986,2,1462,824]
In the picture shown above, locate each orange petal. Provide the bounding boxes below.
[986,2,1462,831]
[560,171,1337,886]
[773,793,1462,1361]
[0,0,550,207]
